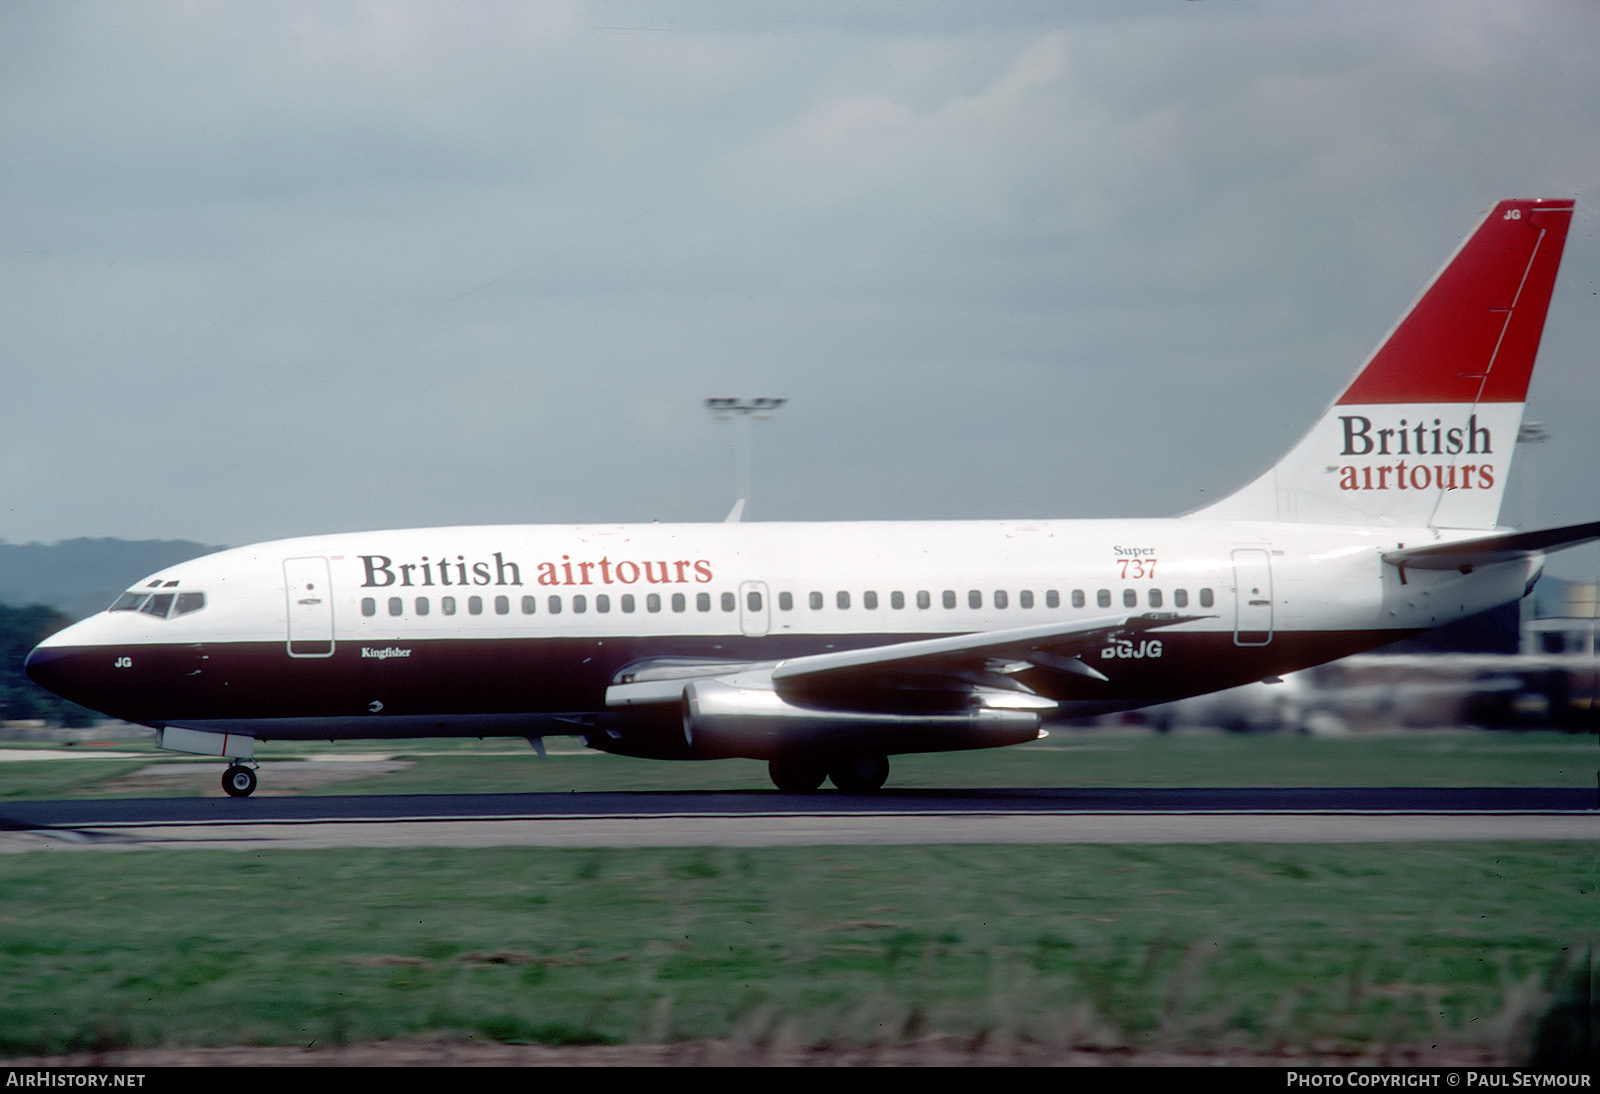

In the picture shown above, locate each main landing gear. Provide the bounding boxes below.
[222,764,258,798]
[768,752,890,794]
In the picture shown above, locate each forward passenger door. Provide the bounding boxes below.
[284,556,335,657]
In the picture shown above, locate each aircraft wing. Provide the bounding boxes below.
[606,612,1202,710]
[773,612,1195,686]
[1383,519,1600,572]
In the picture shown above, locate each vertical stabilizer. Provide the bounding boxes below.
[1193,198,1573,528]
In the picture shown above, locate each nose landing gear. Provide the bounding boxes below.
[222,764,258,798]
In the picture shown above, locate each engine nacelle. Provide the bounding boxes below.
[681,676,1042,761]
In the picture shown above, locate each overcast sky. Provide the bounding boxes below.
[4,1,1597,574]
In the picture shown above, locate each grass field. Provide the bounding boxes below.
[0,730,1593,1062]
[0,843,1592,1060]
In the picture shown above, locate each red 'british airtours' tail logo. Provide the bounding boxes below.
[1194,199,1574,529]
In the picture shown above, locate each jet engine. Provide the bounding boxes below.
[679,675,1043,761]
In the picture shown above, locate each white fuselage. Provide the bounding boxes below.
[26,516,1537,757]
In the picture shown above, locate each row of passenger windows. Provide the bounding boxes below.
[359,587,1216,619]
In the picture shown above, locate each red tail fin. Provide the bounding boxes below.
[1337,198,1572,406]
[1194,199,1574,529]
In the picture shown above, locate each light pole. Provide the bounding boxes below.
[705,397,786,521]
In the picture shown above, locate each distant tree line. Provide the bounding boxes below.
[0,537,222,620]
[0,602,97,727]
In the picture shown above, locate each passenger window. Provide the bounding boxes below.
[942,590,956,610]
[388,597,403,617]
[890,591,905,610]
[1148,589,1163,608]
[648,593,662,613]
[522,595,537,614]
[1097,589,1111,608]
[837,591,851,610]
[495,596,510,615]
[1047,590,1061,609]
[1070,590,1084,609]
[1019,590,1033,609]
[863,591,878,610]
[468,596,483,615]
[621,594,635,613]
[1123,589,1137,608]
[443,597,457,616]
[672,593,686,612]
[416,597,430,616]
[1174,589,1188,608]
[697,592,711,612]
[721,592,736,612]
[362,597,377,618]
[596,595,610,613]
[809,591,824,610]
[548,596,562,615]
[1200,588,1214,608]
[747,591,762,612]
[968,590,982,609]
[994,590,1008,609]
[778,592,793,611]
[917,590,931,610]
[572,595,586,614]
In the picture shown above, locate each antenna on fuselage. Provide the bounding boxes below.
[705,397,786,521]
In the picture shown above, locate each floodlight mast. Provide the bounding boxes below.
[704,397,786,521]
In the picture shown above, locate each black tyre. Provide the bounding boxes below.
[222,764,257,798]
[768,756,826,793]
[828,753,889,794]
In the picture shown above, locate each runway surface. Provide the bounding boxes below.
[1,786,1594,850]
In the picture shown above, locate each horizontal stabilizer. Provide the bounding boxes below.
[1382,519,1600,571]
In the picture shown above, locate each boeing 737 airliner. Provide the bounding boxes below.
[26,198,1598,796]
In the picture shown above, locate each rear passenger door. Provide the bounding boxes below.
[1231,549,1274,646]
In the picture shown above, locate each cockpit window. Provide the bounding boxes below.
[141,593,175,617]
[111,589,206,618]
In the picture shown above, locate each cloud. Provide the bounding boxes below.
[0,1,1594,577]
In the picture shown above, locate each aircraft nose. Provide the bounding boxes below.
[25,640,84,703]
[24,622,108,710]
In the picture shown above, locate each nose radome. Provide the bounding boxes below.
[23,619,101,705]
[25,639,79,700]
[24,642,67,700]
